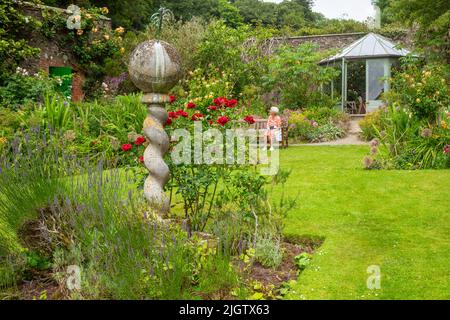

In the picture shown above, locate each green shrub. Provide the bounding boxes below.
[263,43,340,109]
[288,109,347,143]
[311,122,345,142]
[294,252,312,272]
[385,58,449,123]
[0,71,58,109]
[303,107,347,126]
[364,106,450,170]
[359,109,384,141]
[255,235,283,269]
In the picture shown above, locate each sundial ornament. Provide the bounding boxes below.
[128,10,181,215]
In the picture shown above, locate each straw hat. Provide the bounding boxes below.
[270,106,279,114]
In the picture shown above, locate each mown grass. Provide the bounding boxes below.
[276,145,450,300]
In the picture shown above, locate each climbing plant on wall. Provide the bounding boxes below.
[0,0,41,84]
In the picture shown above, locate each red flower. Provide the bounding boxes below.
[244,115,255,125]
[217,116,230,126]
[121,143,132,152]
[226,99,238,108]
[209,120,214,125]
[191,113,204,121]
[138,156,144,163]
[187,102,196,109]
[208,105,218,111]
[135,136,146,146]
[214,97,228,107]
[169,95,176,103]
[168,111,178,119]
[176,110,188,118]
[165,118,172,126]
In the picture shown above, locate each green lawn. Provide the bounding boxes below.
[278,145,450,300]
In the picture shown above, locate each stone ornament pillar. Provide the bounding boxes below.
[128,40,181,215]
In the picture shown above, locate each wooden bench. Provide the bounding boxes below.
[248,119,289,148]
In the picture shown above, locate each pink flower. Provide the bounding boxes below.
[121,143,132,152]
[187,102,196,109]
[444,144,450,155]
[217,116,230,126]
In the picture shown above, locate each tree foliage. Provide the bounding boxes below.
[263,43,340,109]
[374,0,450,62]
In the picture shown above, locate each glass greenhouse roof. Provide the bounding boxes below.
[322,33,411,63]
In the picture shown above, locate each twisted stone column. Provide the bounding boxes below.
[142,95,170,214]
[129,40,181,216]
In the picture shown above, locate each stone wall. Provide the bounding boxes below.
[282,32,367,51]
[18,2,111,102]
[258,31,413,56]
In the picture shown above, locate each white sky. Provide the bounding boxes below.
[263,0,375,22]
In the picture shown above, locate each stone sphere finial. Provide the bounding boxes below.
[128,40,181,94]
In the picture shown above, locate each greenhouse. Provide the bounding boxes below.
[321,32,411,114]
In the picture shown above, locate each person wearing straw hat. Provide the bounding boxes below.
[266,106,282,151]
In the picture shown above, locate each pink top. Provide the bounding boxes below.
[267,115,282,129]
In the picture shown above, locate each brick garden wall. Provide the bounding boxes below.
[18,2,111,102]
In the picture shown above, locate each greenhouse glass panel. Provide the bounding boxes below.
[367,59,385,101]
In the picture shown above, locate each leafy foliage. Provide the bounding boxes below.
[385,58,449,122]
[263,43,340,109]
[374,0,450,62]
[0,0,41,83]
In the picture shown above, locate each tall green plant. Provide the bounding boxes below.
[263,43,340,109]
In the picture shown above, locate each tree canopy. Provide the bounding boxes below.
[373,0,450,62]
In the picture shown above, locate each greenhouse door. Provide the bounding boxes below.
[366,59,391,112]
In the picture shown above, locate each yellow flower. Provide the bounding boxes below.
[115,27,125,34]
[441,121,448,129]
[416,98,421,103]
[0,137,7,146]
[104,34,110,40]
[86,13,92,19]
[100,7,109,15]
[120,47,125,54]
[92,27,98,33]
[76,29,84,36]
